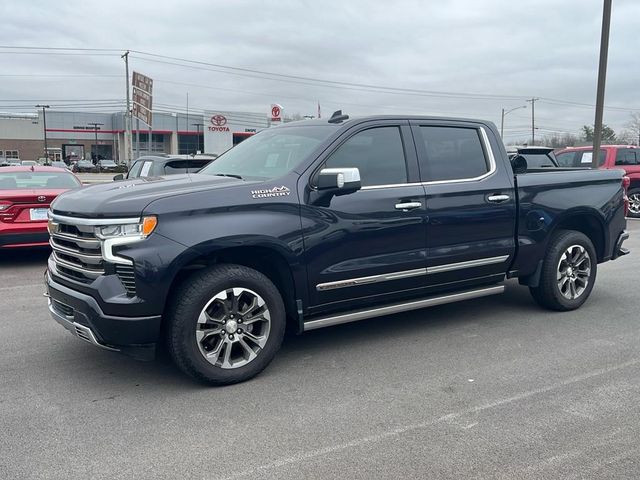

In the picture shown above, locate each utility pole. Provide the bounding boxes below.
[526,98,539,145]
[88,122,104,165]
[35,104,50,162]
[122,50,133,165]
[592,0,612,168]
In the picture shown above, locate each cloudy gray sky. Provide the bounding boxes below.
[1,0,638,142]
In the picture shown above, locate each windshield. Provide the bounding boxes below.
[0,171,81,189]
[199,125,335,180]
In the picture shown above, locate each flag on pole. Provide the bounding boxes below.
[317,101,321,119]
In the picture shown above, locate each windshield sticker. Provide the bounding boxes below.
[251,186,291,199]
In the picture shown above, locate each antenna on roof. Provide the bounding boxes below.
[328,110,349,124]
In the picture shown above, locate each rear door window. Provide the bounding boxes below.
[139,161,153,177]
[615,149,639,165]
[417,126,489,182]
[577,150,607,167]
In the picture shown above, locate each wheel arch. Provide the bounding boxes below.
[163,240,303,334]
[549,209,606,262]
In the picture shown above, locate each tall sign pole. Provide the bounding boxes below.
[35,104,50,160]
[122,51,133,165]
[592,0,612,168]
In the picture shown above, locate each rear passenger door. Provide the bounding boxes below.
[410,121,516,287]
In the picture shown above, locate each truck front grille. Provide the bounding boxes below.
[49,221,104,284]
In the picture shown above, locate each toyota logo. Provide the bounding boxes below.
[271,106,281,118]
[211,114,227,126]
[37,195,46,203]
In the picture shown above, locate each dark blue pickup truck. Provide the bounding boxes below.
[45,112,630,385]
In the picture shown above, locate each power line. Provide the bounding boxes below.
[0,45,122,52]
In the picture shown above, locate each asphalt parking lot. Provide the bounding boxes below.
[1,221,639,480]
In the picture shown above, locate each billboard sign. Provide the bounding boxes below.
[132,71,153,126]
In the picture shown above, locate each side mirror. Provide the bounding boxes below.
[113,173,124,181]
[511,154,528,174]
[317,167,361,192]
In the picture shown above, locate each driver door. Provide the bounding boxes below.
[300,121,428,314]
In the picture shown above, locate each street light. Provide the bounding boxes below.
[500,105,527,139]
[87,122,104,165]
[35,104,50,162]
[191,122,204,154]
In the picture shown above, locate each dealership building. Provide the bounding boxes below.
[0,109,271,162]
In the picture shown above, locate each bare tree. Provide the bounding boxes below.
[541,133,578,148]
[620,112,640,145]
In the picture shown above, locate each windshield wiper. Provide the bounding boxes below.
[211,173,243,180]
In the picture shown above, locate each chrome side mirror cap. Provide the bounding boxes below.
[317,167,361,191]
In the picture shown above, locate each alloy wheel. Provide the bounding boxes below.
[556,244,591,300]
[629,192,640,215]
[195,287,271,369]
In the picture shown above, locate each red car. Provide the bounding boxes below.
[555,145,640,218]
[0,166,82,248]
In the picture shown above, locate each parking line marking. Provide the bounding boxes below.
[219,358,640,480]
[0,284,42,291]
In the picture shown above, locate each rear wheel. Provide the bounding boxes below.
[529,230,597,311]
[167,264,286,385]
[628,188,640,218]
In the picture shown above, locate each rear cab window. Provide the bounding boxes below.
[0,171,80,189]
[163,159,211,175]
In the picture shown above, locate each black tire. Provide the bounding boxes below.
[627,188,640,218]
[529,230,597,311]
[167,264,286,385]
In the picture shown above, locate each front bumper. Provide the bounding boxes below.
[45,272,161,360]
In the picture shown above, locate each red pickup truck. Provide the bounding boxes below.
[555,145,640,218]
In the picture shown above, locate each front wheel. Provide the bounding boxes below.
[167,264,286,385]
[628,188,640,218]
[529,230,597,311]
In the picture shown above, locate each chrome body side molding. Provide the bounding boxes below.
[316,255,509,291]
[426,255,509,274]
[316,268,427,291]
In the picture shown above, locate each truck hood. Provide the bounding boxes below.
[51,174,248,218]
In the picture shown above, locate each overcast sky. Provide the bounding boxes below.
[1,0,638,142]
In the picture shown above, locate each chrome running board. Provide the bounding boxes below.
[303,285,505,331]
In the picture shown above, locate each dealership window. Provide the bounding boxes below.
[136,133,165,153]
[4,150,20,159]
[178,134,203,155]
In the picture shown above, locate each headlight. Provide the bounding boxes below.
[95,216,157,240]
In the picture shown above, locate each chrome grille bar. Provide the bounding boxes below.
[49,217,105,283]
[52,252,103,279]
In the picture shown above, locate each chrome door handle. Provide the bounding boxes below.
[395,201,422,211]
[487,194,510,203]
